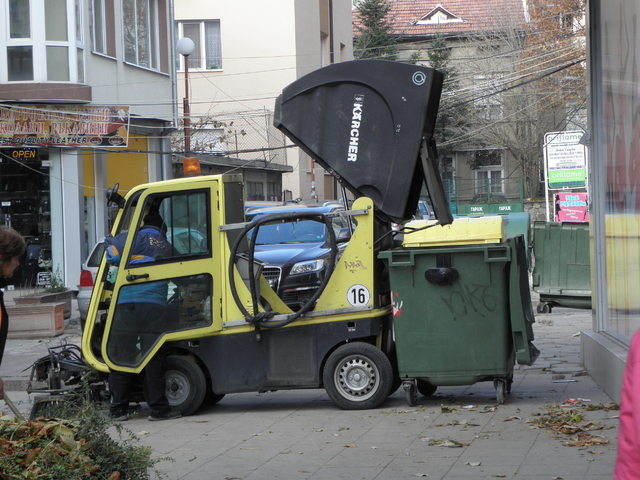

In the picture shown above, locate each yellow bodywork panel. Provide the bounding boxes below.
[83,173,387,374]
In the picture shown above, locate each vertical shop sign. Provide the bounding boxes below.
[544,131,588,189]
[554,192,589,222]
[0,105,129,147]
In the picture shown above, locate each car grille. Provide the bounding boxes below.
[282,287,319,311]
[262,266,281,292]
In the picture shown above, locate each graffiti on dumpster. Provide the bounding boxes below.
[440,283,498,319]
[392,291,403,316]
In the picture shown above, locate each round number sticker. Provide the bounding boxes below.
[347,284,370,307]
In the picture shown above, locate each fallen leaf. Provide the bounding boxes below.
[343,444,357,448]
[503,416,522,422]
[412,474,429,477]
[465,461,481,466]
[429,439,469,447]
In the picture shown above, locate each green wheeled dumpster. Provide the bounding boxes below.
[532,221,591,313]
[379,235,539,406]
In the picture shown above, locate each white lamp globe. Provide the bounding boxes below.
[176,37,195,57]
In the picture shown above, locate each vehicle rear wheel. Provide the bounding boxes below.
[323,342,393,410]
[164,355,207,416]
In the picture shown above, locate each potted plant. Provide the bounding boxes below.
[14,268,77,319]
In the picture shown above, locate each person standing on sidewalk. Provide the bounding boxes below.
[0,228,26,401]
[104,211,182,422]
[614,328,640,479]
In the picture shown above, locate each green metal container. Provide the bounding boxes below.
[531,222,591,313]
[379,236,538,405]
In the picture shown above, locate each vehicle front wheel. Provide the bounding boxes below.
[164,355,207,416]
[323,342,393,410]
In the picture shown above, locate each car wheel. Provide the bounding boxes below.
[323,342,393,410]
[163,355,207,416]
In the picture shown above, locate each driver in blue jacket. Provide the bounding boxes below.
[104,211,181,422]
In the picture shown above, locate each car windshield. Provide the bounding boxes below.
[251,220,328,245]
[87,243,106,268]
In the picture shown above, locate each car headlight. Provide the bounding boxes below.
[290,259,325,275]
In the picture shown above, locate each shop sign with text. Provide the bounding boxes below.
[544,130,587,189]
[0,105,129,148]
[555,192,589,222]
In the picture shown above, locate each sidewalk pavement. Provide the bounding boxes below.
[0,292,619,480]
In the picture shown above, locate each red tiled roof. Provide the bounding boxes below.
[354,0,528,37]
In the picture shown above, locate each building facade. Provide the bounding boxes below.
[0,0,176,288]
[173,0,354,203]
[582,0,640,402]
[355,0,586,208]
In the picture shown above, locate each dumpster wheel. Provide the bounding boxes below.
[494,378,507,404]
[416,379,437,397]
[536,303,552,314]
[403,380,418,407]
[323,343,393,410]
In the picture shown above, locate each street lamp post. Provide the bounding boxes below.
[176,37,195,154]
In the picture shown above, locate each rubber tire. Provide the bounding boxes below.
[323,342,393,410]
[416,379,437,397]
[404,382,418,407]
[388,346,402,396]
[494,379,507,404]
[164,355,207,416]
[537,303,551,314]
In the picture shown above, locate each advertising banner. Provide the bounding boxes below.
[0,105,129,148]
[544,130,587,189]
[554,192,589,222]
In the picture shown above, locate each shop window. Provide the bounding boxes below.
[0,149,52,286]
[267,182,280,202]
[246,182,264,202]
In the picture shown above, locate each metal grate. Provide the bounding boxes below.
[262,266,281,292]
[282,287,319,311]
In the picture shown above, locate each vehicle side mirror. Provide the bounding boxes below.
[106,182,125,208]
[336,227,351,243]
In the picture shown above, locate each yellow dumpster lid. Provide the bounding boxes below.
[402,216,504,247]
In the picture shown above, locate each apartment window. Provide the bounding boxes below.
[474,75,503,120]
[175,21,222,70]
[5,0,85,83]
[439,156,455,195]
[123,0,160,69]
[474,151,503,195]
[10,0,31,38]
[91,0,116,57]
[7,46,33,81]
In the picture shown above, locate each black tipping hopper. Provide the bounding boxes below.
[274,59,452,225]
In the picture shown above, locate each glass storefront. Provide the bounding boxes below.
[0,148,52,286]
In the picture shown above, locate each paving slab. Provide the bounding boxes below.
[0,300,619,480]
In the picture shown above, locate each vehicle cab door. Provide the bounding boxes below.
[83,179,222,374]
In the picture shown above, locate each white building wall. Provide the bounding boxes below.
[174,0,353,201]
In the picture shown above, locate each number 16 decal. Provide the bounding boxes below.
[347,284,370,307]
